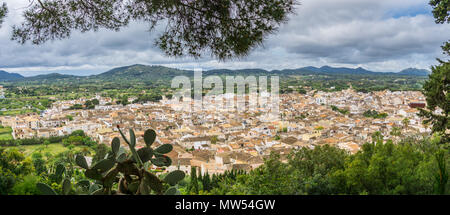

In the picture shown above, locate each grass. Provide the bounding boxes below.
[0,126,94,158]
[0,126,13,140]
[4,143,92,157]
[0,109,37,116]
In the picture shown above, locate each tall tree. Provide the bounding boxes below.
[0,2,6,27]
[430,0,450,24]
[419,0,450,142]
[421,0,450,195]
[402,118,410,131]
[189,166,199,194]
[203,172,211,191]
[0,3,8,28]
[3,0,296,60]
[434,150,448,194]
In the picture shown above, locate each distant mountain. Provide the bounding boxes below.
[0,65,431,84]
[0,70,24,81]
[397,68,430,76]
[292,66,403,76]
[306,66,376,75]
[204,66,380,77]
[280,66,431,77]
[21,73,79,82]
[205,68,271,76]
[96,65,430,80]
[95,64,191,81]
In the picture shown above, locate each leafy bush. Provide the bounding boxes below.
[363,110,388,119]
[205,135,448,195]
[11,174,40,195]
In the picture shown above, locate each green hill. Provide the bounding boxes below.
[0,70,24,81]
[95,64,193,81]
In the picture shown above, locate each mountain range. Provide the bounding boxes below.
[0,65,430,82]
[397,68,431,76]
[0,70,25,81]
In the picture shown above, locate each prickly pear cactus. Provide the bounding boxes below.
[36,164,72,195]
[73,127,185,195]
[36,128,185,195]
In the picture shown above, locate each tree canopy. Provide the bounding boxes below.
[430,0,450,55]
[0,0,296,60]
[0,2,6,28]
[419,0,450,142]
[430,0,450,24]
[206,135,448,195]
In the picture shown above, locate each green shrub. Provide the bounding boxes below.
[11,174,40,195]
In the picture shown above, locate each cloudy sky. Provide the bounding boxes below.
[0,0,449,76]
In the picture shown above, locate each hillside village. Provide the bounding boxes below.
[0,88,430,175]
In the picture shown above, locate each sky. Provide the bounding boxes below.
[0,0,449,77]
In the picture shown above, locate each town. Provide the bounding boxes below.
[0,88,429,175]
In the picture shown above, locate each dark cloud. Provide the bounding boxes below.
[278,15,446,65]
[0,0,448,75]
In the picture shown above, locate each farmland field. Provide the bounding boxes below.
[0,126,13,140]
[3,143,92,157]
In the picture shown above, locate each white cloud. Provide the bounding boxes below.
[0,0,448,75]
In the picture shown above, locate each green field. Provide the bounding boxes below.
[4,143,92,157]
[0,109,38,116]
[0,126,13,140]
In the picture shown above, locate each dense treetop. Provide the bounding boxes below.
[430,0,450,24]
[419,0,449,143]
[0,2,6,28]
[0,0,296,60]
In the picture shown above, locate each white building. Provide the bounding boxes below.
[0,86,4,99]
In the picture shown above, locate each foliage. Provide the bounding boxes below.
[201,172,212,192]
[0,166,16,194]
[32,152,48,175]
[202,170,248,195]
[60,130,95,147]
[363,110,388,119]
[188,166,199,194]
[442,40,450,56]
[210,136,218,145]
[9,0,296,60]
[430,0,450,24]
[84,99,99,109]
[419,0,450,143]
[91,144,111,165]
[419,61,449,142]
[0,148,34,194]
[331,105,349,115]
[434,149,448,194]
[36,163,76,195]
[133,94,162,104]
[204,135,448,195]
[2,132,448,195]
[69,104,83,110]
[70,130,86,137]
[66,115,73,121]
[117,95,129,106]
[0,126,13,140]
[0,2,6,28]
[11,174,40,195]
[331,138,437,195]
[37,128,185,195]
[240,153,297,195]
[297,87,307,94]
[390,127,402,137]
